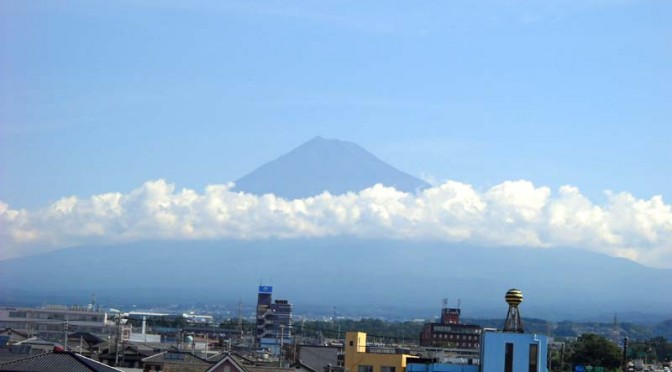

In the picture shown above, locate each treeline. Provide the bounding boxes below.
[218,318,425,343]
[216,317,672,343]
[465,318,672,341]
[297,319,425,342]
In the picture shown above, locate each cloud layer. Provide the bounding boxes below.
[1,179,671,268]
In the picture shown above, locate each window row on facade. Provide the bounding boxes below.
[358,365,396,372]
[432,333,479,341]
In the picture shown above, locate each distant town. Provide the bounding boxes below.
[1,287,670,372]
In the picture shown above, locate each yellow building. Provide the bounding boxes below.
[344,332,418,372]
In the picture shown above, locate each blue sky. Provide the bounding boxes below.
[0,0,672,208]
[1,0,670,210]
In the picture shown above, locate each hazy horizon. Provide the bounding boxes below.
[1,1,671,316]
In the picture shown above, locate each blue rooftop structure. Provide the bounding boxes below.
[480,331,548,372]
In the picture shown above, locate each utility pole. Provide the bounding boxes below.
[115,315,122,366]
[63,321,68,351]
[293,330,298,364]
[237,300,243,339]
[279,324,285,366]
[622,337,629,372]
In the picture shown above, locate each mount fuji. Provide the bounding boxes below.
[234,136,429,199]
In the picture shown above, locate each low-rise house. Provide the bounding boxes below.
[207,353,247,372]
[98,343,169,369]
[0,350,123,371]
[295,345,342,372]
[0,329,30,344]
[13,337,65,354]
[141,350,211,372]
[0,345,45,364]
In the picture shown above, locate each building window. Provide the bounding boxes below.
[529,343,538,372]
[505,343,514,372]
[349,341,354,346]
[358,366,373,372]
[381,367,396,372]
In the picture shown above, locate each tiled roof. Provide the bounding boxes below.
[208,352,253,364]
[0,351,122,372]
[206,354,248,372]
[68,332,107,346]
[0,346,39,364]
[0,330,29,340]
[299,346,340,372]
[142,351,210,365]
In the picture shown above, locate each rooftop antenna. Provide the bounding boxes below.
[457,299,461,309]
[442,298,448,309]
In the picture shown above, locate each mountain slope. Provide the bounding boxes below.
[1,239,670,321]
[234,137,429,199]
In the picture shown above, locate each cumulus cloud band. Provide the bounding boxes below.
[1,179,670,268]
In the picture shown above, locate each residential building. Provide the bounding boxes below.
[207,353,248,372]
[207,352,294,372]
[0,344,46,365]
[295,345,342,372]
[141,350,211,372]
[344,332,418,372]
[98,342,168,369]
[0,329,29,345]
[0,350,123,371]
[256,286,293,353]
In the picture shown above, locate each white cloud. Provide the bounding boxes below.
[1,179,671,268]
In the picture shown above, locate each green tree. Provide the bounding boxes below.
[569,333,622,370]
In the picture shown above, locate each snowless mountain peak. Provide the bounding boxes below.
[234,137,429,199]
